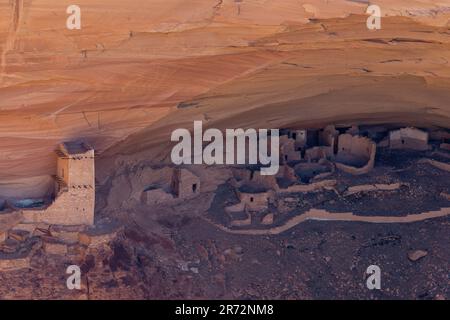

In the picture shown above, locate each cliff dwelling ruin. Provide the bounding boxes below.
[1,0,450,301]
[0,120,448,300]
[86,123,450,237]
[1,123,447,297]
[166,123,449,233]
[2,124,449,241]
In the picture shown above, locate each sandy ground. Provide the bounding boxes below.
[0,212,448,299]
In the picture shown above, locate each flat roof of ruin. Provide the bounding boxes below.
[59,141,94,156]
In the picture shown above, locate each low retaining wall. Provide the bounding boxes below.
[278,179,336,194]
[344,183,407,196]
[205,207,450,235]
[419,158,450,172]
[335,142,376,175]
[21,188,94,226]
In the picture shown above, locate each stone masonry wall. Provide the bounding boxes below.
[22,187,95,225]
[68,157,95,188]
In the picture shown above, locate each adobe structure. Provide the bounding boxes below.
[8,141,95,226]
[389,127,429,151]
[140,167,202,206]
[170,168,201,199]
[334,134,376,175]
[87,124,450,236]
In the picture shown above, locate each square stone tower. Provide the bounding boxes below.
[170,168,200,199]
[19,141,95,226]
[56,142,95,189]
[47,141,95,225]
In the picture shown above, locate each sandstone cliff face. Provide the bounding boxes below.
[0,0,449,196]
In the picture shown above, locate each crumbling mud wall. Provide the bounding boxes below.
[280,135,301,163]
[305,146,333,162]
[389,127,429,151]
[279,179,336,194]
[420,158,450,172]
[319,125,339,149]
[291,130,307,149]
[248,171,278,191]
[208,207,450,236]
[335,134,376,175]
[276,164,297,183]
[294,161,334,182]
[171,168,201,199]
[238,191,274,212]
